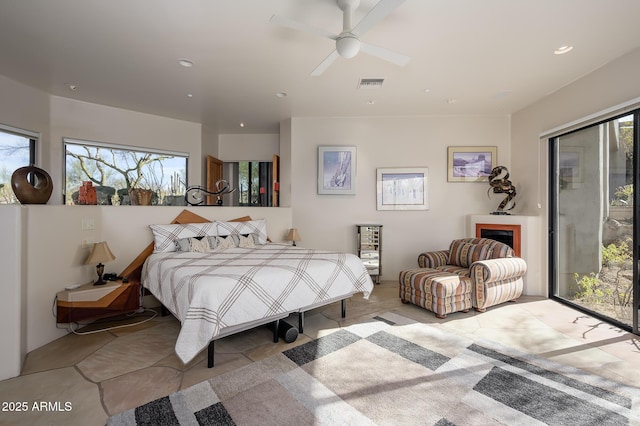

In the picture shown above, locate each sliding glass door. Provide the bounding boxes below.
[550,112,638,332]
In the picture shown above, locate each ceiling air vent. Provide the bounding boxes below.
[358,78,384,89]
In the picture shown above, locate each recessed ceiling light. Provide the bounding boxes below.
[446,98,457,104]
[239,122,245,128]
[66,84,78,91]
[187,93,193,98]
[424,88,430,93]
[367,100,376,105]
[276,91,287,98]
[554,45,573,55]
[178,58,194,67]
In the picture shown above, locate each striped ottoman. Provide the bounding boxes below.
[399,268,472,318]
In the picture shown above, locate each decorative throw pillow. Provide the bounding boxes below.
[212,235,238,250]
[238,234,256,248]
[449,241,493,268]
[175,236,210,253]
[191,238,210,253]
[150,222,218,253]
[215,219,268,245]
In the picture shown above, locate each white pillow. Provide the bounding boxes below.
[150,222,218,253]
[215,219,268,245]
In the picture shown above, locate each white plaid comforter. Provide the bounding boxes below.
[142,244,374,363]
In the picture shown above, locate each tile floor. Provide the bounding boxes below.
[1,280,639,426]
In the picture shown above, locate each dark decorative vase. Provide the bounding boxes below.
[11,165,54,204]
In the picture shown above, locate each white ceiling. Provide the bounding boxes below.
[1,0,639,134]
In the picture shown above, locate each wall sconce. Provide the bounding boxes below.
[286,228,301,246]
[85,241,116,286]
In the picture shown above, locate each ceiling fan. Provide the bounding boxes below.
[270,0,410,76]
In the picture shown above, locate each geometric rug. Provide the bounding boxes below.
[107,312,640,426]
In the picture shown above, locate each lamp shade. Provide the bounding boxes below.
[286,228,301,242]
[85,241,116,264]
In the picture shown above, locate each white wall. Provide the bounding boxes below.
[218,133,279,161]
[0,206,26,380]
[49,96,203,204]
[279,119,293,207]
[288,115,512,281]
[0,75,50,167]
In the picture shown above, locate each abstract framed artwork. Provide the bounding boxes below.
[376,168,429,210]
[317,146,356,195]
[447,146,497,182]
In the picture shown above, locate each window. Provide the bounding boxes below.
[224,161,273,206]
[64,138,188,205]
[549,110,639,333]
[0,126,36,204]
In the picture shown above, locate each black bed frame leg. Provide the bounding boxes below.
[298,312,305,333]
[341,299,346,318]
[208,341,215,368]
[273,319,279,343]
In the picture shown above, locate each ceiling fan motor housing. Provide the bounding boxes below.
[270,0,409,75]
[336,33,361,58]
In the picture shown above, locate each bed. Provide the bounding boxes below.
[121,210,375,367]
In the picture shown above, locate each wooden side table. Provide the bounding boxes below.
[56,280,140,324]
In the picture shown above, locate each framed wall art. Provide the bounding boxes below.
[317,146,356,195]
[447,146,497,182]
[376,167,429,210]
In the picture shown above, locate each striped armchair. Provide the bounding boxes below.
[417,238,527,312]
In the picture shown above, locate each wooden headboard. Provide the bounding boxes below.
[119,209,251,283]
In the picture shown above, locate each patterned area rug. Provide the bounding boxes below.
[108,312,640,425]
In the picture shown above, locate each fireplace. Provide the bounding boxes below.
[475,223,521,257]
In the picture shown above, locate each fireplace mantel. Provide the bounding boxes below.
[468,214,542,297]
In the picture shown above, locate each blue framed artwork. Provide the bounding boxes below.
[317,146,356,195]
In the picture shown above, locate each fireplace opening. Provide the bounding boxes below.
[480,229,513,247]
[475,223,521,256]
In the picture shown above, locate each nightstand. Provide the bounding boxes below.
[56,279,140,324]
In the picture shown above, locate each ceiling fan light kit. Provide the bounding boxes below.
[336,33,360,58]
[271,0,410,76]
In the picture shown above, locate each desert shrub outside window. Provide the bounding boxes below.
[64,138,188,206]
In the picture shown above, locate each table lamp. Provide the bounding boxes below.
[286,228,301,246]
[85,241,116,285]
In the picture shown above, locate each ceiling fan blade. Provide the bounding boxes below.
[270,14,338,41]
[352,0,406,36]
[360,42,410,67]
[310,50,340,76]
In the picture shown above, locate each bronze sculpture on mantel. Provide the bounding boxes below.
[487,166,516,215]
